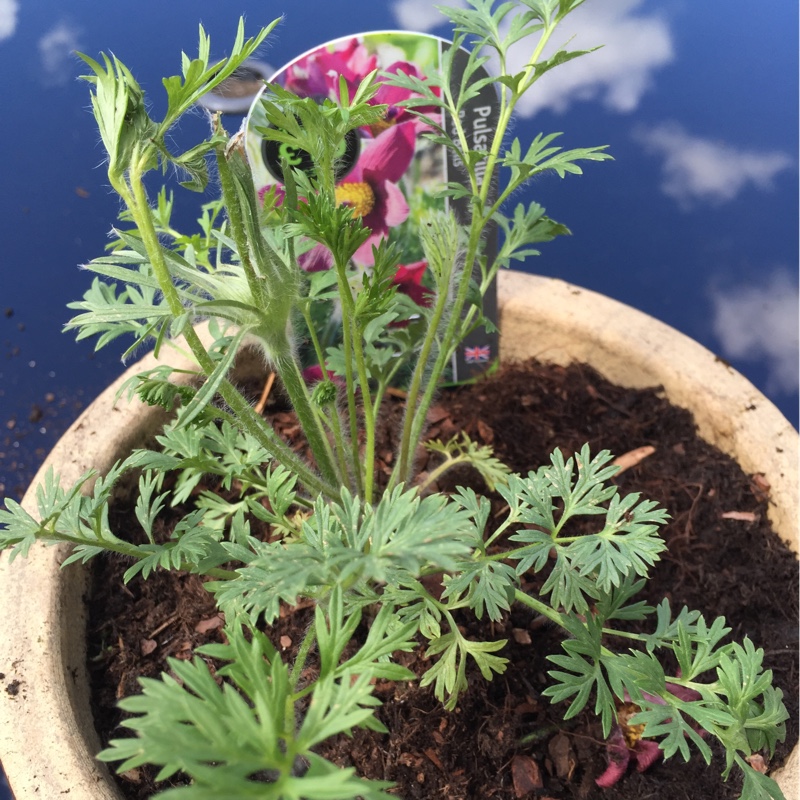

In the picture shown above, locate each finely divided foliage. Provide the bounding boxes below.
[0,1,788,798]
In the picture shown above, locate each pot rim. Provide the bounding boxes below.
[497,272,797,551]
[0,271,796,798]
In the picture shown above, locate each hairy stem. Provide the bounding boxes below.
[121,154,337,499]
[289,624,318,691]
[299,304,355,488]
[392,15,569,489]
[332,257,370,498]
[215,133,341,488]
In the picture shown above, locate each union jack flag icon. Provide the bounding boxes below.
[464,344,491,363]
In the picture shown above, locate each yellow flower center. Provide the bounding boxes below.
[335,182,375,218]
[618,702,646,749]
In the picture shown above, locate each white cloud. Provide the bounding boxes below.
[634,122,795,208]
[710,270,799,394]
[0,0,18,41]
[507,0,673,116]
[392,0,467,32]
[392,0,672,117]
[38,21,82,85]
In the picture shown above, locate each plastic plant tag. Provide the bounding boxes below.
[245,32,499,383]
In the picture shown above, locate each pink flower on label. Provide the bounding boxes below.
[335,121,416,262]
[283,39,378,100]
[369,62,441,136]
[389,260,432,328]
[298,244,333,273]
[258,183,285,208]
[280,40,439,137]
[392,260,430,308]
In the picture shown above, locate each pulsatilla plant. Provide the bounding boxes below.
[0,2,789,799]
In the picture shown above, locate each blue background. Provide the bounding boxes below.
[0,1,797,791]
[1,0,797,506]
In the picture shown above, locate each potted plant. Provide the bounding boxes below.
[0,2,796,799]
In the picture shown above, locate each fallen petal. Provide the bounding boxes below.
[633,739,663,773]
[595,728,631,788]
[664,682,703,703]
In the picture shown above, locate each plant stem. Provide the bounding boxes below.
[478,15,558,210]
[120,153,337,500]
[213,131,270,310]
[395,212,484,486]
[274,348,341,488]
[483,512,521,549]
[391,234,458,488]
[351,332,377,504]
[515,591,617,660]
[289,624,318,691]
[513,589,569,629]
[299,304,356,488]
[392,15,567,488]
[332,257,371,499]
[214,134,341,489]
[40,524,236,579]
[417,453,468,494]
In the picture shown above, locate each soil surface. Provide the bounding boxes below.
[87,359,799,800]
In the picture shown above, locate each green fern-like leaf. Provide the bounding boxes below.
[99,623,395,799]
[424,432,512,491]
[421,628,508,710]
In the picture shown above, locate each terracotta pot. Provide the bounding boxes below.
[0,271,796,798]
